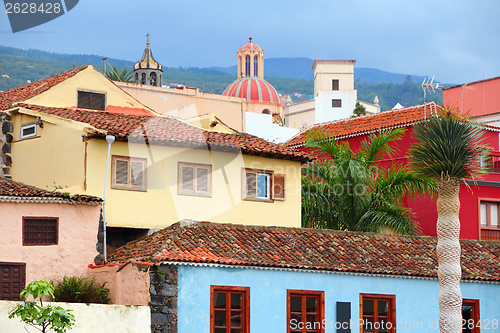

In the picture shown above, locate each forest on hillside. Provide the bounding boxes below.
[0,46,442,111]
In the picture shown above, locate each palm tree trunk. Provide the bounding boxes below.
[436,180,462,333]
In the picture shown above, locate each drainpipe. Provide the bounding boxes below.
[103,135,115,263]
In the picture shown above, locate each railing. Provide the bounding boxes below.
[481,228,500,241]
[487,151,500,173]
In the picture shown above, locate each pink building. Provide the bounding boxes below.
[0,177,101,300]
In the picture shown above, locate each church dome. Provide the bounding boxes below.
[134,34,162,71]
[223,77,281,104]
[239,40,262,52]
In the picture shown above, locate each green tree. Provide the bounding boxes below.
[106,66,133,82]
[409,111,488,333]
[302,128,434,235]
[352,101,367,117]
[8,280,75,333]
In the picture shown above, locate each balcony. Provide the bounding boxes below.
[487,151,500,173]
[480,228,500,241]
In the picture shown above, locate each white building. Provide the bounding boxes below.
[286,60,380,129]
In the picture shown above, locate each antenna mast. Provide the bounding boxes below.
[421,76,442,118]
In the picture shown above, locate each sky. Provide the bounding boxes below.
[0,0,499,84]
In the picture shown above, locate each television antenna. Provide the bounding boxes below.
[422,76,442,118]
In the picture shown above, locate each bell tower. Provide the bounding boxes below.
[237,37,264,78]
[133,34,163,87]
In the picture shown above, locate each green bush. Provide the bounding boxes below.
[52,275,111,304]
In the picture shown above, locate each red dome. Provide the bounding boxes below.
[223,77,281,104]
[239,41,262,52]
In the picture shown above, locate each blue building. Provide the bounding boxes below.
[108,220,500,333]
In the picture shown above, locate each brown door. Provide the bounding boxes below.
[0,262,26,300]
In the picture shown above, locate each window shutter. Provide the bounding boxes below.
[181,166,194,191]
[131,161,144,186]
[273,174,286,200]
[115,160,129,185]
[91,93,105,110]
[77,91,90,108]
[246,172,256,197]
[336,302,351,333]
[196,167,209,192]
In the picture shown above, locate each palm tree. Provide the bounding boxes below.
[409,111,487,333]
[302,128,434,235]
[106,66,133,82]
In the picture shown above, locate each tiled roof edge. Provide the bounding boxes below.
[160,261,500,285]
[0,196,101,205]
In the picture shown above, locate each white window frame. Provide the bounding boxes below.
[111,155,147,191]
[20,123,37,139]
[178,162,212,197]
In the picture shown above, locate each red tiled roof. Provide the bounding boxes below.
[286,103,441,148]
[14,103,310,162]
[107,221,500,282]
[0,66,88,111]
[0,177,102,205]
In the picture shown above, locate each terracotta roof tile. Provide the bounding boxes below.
[107,221,500,282]
[286,103,441,148]
[14,103,311,162]
[0,66,88,110]
[0,177,102,205]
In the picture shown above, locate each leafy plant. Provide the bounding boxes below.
[52,276,111,304]
[8,280,75,333]
[302,128,435,235]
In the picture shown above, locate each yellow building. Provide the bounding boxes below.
[0,66,310,250]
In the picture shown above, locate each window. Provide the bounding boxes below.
[211,286,250,333]
[77,91,105,110]
[178,162,212,197]
[20,123,37,139]
[332,99,342,108]
[242,168,286,201]
[359,294,396,333]
[245,55,250,77]
[111,156,147,191]
[0,262,26,300]
[254,55,258,77]
[479,201,500,241]
[462,299,480,333]
[287,289,325,333]
[332,79,339,90]
[23,217,58,246]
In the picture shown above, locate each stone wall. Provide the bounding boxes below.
[0,112,13,178]
[149,265,178,333]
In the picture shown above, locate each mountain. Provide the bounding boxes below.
[0,45,442,111]
[213,57,434,85]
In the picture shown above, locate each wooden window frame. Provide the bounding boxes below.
[287,289,325,333]
[462,299,480,333]
[332,99,342,108]
[111,155,147,192]
[177,162,212,197]
[332,79,339,91]
[478,198,500,241]
[359,293,396,333]
[479,199,500,229]
[210,285,250,333]
[22,217,58,246]
[77,90,106,111]
[242,168,286,203]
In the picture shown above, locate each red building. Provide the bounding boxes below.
[286,102,500,240]
[443,76,500,123]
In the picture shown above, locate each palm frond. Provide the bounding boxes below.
[410,112,488,180]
